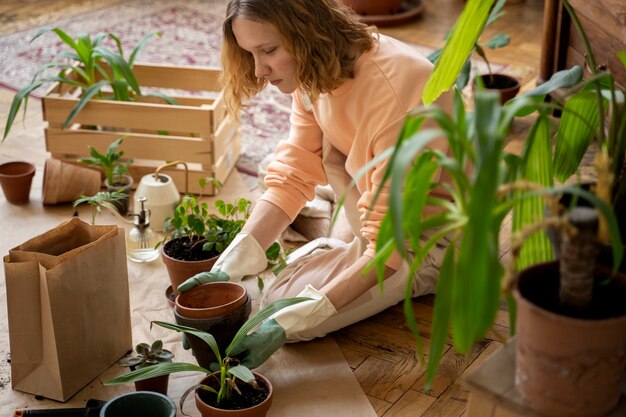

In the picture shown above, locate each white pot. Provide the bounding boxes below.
[134,173,180,231]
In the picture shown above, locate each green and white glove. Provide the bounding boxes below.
[228,285,337,368]
[177,233,267,293]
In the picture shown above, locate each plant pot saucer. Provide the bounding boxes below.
[355,0,424,27]
[165,285,176,308]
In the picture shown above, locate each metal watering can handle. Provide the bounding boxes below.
[154,160,189,195]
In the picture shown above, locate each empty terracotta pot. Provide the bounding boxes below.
[175,282,248,319]
[0,161,36,204]
[42,159,102,205]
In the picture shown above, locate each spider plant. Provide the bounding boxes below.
[3,28,175,141]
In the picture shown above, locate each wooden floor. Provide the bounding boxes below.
[0,0,546,416]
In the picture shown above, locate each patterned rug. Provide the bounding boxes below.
[0,0,291,176]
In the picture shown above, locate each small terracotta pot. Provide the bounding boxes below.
[174,290,251,370]
[175,282,248,319]
[475,73,521,105]
[42,159,101,205]
[514,261,626,417]
[133,374,170,396]
[194,372,273,417]
[161,239,219,296]
[0,161,36,204]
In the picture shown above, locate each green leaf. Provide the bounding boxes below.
[62,79,109,128]
[105,362,207,385]
[152,321,222,364]
[424,245,456,391]
[227,365,255,384]
[226,297,311,356]
[422,0,495,104]
[3,81,46,140]
[553,90,603,182]
[129,31,160,66]
[485,33,510,49]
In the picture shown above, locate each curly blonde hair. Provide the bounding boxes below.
[221,0,375,118]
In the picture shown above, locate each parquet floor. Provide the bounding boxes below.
[0,0,546,415]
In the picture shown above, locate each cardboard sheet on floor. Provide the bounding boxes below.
[0,154,376,417]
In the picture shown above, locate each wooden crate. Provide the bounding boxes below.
[41,63,241,195]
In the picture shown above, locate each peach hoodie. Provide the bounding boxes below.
[261,34,444,269]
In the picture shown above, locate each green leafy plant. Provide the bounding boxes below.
[3,28,175,141]
[161,177,284,270]
[362,0,626,391]
[73,189,128,224]
[118,340,174,369]
[427,0,510,90]
[77,137,133,187]
[104,297,309,412]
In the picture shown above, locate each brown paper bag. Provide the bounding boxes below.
[3,217,132,401]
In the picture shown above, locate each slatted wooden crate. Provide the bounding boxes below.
[41,63,240,195]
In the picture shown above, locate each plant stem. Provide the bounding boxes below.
[559,207,599,308]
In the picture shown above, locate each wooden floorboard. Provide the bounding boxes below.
[0,0,545,415]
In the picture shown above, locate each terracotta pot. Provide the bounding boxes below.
[514,261,626,417]
[195,372,273,417]
[475,73,521,105]
[340,0,402,15]
[42,159,101,205]
[0,161,36,204]
[131,372,170,396]
[100,391,176,417]
[161,239,219,297]
[174,290,251,370]
[105,174,134,215]
[175,282,248,319]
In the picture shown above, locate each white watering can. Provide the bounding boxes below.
[133,161,188,232]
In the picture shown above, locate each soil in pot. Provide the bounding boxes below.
[475,73,521,104]
[195,373,272,415]
[518,262,626,319]
[162,236,220,297]
[163,236,219,262]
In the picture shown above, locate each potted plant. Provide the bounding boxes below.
[117,340,174,395]
[77,137,133,214]
[361,0,626,415]
[2,28,170,141]
[161,177,285,299]
[73,189,128,224]
[426,0,520,104]
[104,297,309,417]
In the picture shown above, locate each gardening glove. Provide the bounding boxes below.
[177,232,267,292]
[229,285,337,368]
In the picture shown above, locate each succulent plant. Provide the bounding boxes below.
[118,340,174,369]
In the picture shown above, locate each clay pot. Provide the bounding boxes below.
[175,281,248,319]
[340,0,402,15]
[195,372,273,417]
[514,261,626,417]
[161,238,219,297]
[100,391,176,417]
[0,161,36,204]
[42,159,101,205]
[130,367,170,396]
[174,282,251,370]
[475,73,521,105]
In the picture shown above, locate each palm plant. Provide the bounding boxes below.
[357,0,625,391]
[3,28,174,141]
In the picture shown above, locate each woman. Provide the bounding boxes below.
[178,0,452,368]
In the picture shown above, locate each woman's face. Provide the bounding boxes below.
[232,17,298,94]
